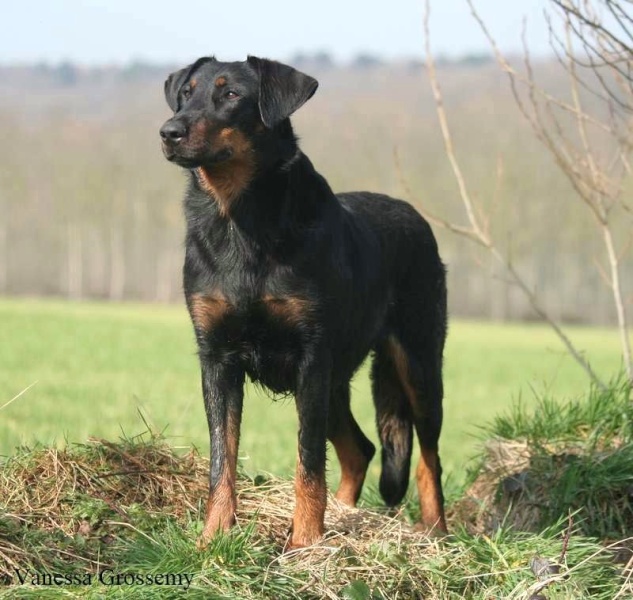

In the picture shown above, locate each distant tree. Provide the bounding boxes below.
[121,60,164,81]
[456,53,492,67]
[313,51,335,69]
[34,61,50,75]
[290,52,309,67]
[352,53,384,69]
[290,51,335,70]
[55,62,78,87]
[407,58,425,72]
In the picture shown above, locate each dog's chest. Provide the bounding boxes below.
[189,289,317,392]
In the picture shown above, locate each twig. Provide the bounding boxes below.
[0,381,38,411]
[558,512,574,564]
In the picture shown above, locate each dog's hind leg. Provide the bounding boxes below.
[404,343,446,535]
[373,332,447,534]
[389,296,447,534]
[328,384,375,506]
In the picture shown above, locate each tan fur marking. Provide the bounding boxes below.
[331,431,369,506]
[199,473,236,546]
[377,413,410,457]
[190,78,197,89]
[189,292,230,332]
[195,128,255,217]
[262,295,313,326]
[198,408,241,548]
[290,465,326,549]
[415,447,447,534]
[215,76,227,87]
[188,119,210,148]
[387,336,418,410]
[376,338,416,458]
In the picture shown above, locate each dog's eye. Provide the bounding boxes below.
[182,87,192,100]
[226,90,240,100]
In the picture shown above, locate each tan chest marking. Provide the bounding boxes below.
[189,293,314,332]
[189,292,231,332]
[261,295,314,326]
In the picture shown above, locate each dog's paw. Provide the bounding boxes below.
[196,532,213,551]
[285,525,324,552]
[196,510,236,550]
[412,521,448,539]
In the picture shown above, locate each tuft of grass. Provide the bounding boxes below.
[456,376,633,539]
[487,374,633,445]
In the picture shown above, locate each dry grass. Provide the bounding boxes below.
[1,431,631,599]
[0,435,208,578]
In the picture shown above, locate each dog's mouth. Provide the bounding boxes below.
[161,141,177,161]
[161,141,233,168]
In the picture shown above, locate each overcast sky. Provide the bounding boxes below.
[3,0,552,65]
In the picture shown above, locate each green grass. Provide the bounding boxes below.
[0,297,624,494]
[474,376,633,538]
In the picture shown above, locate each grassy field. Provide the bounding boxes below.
[0,297,623,496]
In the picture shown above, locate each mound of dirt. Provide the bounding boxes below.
[450,437,633,539]
[0,436,439,582]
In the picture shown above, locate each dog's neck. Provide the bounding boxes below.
[191,118,300,219]
[186,152,336,259]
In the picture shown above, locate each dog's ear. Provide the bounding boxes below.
[164,67,190,112]
[247,56,318,128]
[164,57,216,112]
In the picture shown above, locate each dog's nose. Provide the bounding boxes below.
[160,121,187,144]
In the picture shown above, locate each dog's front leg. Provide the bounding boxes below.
[197,358,244,549]
[289,353,331,550]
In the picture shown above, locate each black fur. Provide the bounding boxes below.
[160,56,448,547]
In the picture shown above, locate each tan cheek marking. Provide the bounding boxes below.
[188,119,209,148]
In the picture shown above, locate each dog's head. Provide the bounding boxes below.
[159,56,318,169]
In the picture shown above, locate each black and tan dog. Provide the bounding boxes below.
[160,56,447,550]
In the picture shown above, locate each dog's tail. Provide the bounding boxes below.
[377,415,413,506]
[371,340,414,507]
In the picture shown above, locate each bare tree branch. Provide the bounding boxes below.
[469,0,633,382]
[420,0,609,388]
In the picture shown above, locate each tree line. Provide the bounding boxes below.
[0,57,629,326]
